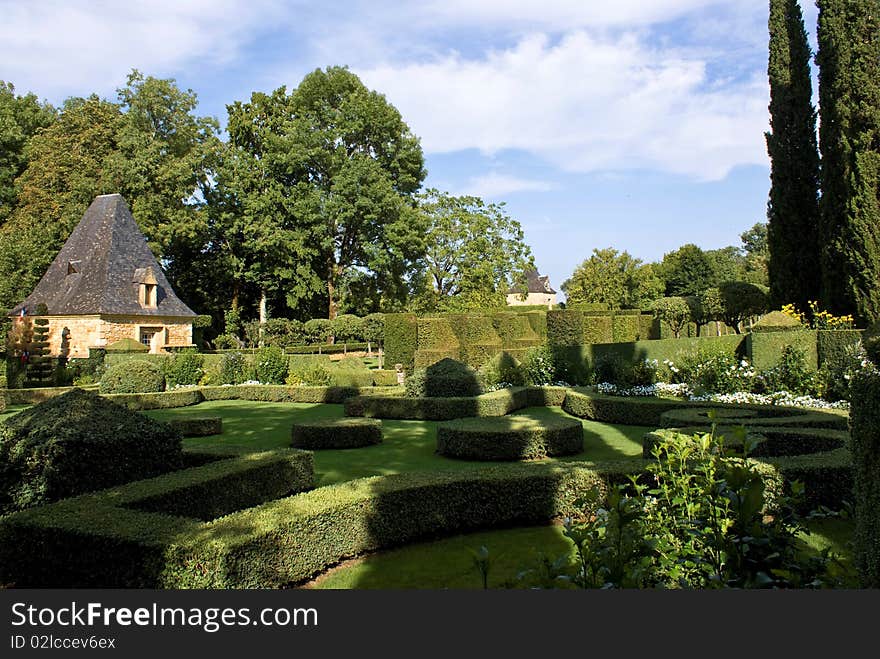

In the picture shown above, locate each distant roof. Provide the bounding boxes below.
[8,194,196,318]
[508,269,556,295]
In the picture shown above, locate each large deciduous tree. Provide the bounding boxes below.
[413,188,534,311]
[561,247,663,310]
[0,82,56,226]
[816,0,880,322]
[766,0,821,311]
[659,244,716,297]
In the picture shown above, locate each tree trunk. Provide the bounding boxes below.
[258,290,268,347]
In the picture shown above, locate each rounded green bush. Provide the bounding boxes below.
[405,358,482,398]
[99,359,165,394]
[436,415,583,461]
[479,352,526,388]
[291,417,382,449]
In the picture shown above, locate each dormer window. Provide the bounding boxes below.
[134,267,158,309]
[66,260,80,275]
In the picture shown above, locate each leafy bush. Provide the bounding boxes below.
[99,359,166,394]
[286,360,331,386]
[104,338,149,353]
[213,334,240,350]
[851,370,880,587]
[303,318,333,345]
[405,358,483,398]
[651,297,690,339]
[291,418,382,449]
[479,352,526,389]
[0,389,183,514]
[522,345,557,385]
[550,427,836,588]
[676,350,755,395]
[819,340,870,402]
[756,344,817,396]
[163,350,205,388]
[253,346,288,384]
[263,318,305,348]
[591,353,630,386]
[218,351,250,385]
[436,415,583,461]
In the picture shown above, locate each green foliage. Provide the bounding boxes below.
[349,387,533,420]
[767,0,822,310]
[686,288,724,333]
[105,338,149,353]
[163,350,205,388]
[253,346,288,384]
[362,313,386,346]
[291,418,383,449]
[0,462,599,587]
[26,313,52,386]
[547,310,584,346]
[718,281,770,332]
[817,0,880,323]
[850,370,880,586]
[99,359,166,394]
[660,244,716,297]
[286,359,332,386]
[522,345,557,386]
[561,248,664,310]
[479,352,526,388]
[303,318,333,345]
[756,344,817,396]
[213,334,240,350]
[332,314,364,344]
[752,310,805,332]
[651,297,690,339]
[436,415,583,461]
[555,427,835,588]
[262,318,304,348]
[405,358,482,398]
[383,313,418,371]
[676,350,756,395]
[217,351,250,385]
[0,389,183,514]
[413,188,534,312]
[166,417,222,437]
[747,328,817,371]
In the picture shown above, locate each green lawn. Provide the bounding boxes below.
[143,401,648,486]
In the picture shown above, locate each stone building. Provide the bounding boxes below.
[506,269,557,308]
[7,194,197,357]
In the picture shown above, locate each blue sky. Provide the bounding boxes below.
[0,0,821,300]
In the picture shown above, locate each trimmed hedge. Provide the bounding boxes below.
[291,418,383,450]
[99,359,166,394]
[659,406,848,430]
[850,371,880,587]
[105,338,149,353]
[384,313,418,371]
[405,358,482,398]
[561,389,847,430]
[106,389,205,411]
[167,417,223,437]
[371,369,400,387]
[448,314,503,368]
[0,389,183,514]
[547,309,584,346]
[2,385,99,405]
[436,415,583,461]
[817,330,865,367]
[0,449,315,587]
[611,314,641,343]
[747,329,818,370]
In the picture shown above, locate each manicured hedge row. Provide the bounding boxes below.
[371,369,401,387]
[167,417,223,437]
[659,406,848,430]
[3,384,100,405]
[165,464,607,588]
[107,389,205,410]
[817,329,865,367]
[747,329,818,370]
[436,415,583,461]
[383,313,418,371]
[0,449,314,587]
[345,386,568,420]
[850,371,880,587]
[560,389,847,429]
[291,418,383,449]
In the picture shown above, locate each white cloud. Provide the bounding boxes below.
[0,0,285,100]
[460,173,555,198]
[358,31,769,181]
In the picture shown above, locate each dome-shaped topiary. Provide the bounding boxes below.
[99,359,166,394]
[405,357,482,398]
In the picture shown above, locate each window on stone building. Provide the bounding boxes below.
[139,327,163,347]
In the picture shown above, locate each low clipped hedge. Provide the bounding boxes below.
[659,406,848,430]
[291,418,383,450]
[371,369,400,387]
[437,415,583,461]
[167,417,223,437]
[405,358,482,398]
[561,389,847,429]
[0,449,315,587]
[850,371,880,587]
[107,389,205,410]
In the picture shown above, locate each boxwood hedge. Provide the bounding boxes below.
[436,415,583,461]
[167,417,223,437]
[291,418,383,449]
[850,371,880,587]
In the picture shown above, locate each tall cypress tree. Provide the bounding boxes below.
[765,0,821,311]
[817,0,880,322]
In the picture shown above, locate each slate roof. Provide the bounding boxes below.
[8,194,196,318]
[507,269,556,295]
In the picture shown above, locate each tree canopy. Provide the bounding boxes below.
[561,247,663,310]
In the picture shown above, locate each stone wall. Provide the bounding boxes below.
[8,314,193,357]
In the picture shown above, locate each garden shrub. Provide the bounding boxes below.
[581,315,614,344]
[0,389,183,514]
[371,369,400,387]
[522,345,557,385]
[436,415,583,461]
[747,328,818,371]
[254,346,288,384]
[818,339,869,402]
[405,358,482,398]
[547,310,584,346]
[491,313,541,350]
[107,389,205,411]
[104,338,149,353]
[218,351,251,385]
[479,351,526,388]
[611,313,641,343]
[751,310,805,332]
[167,417,223,437]
[755,344,817,396]
[291,418,383,449]
[328,365,375,388]
[675,349,755,394]
[850,370,880,587]
[99,359,166,394]
[347,387,530,420]
[163,350,205,388]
